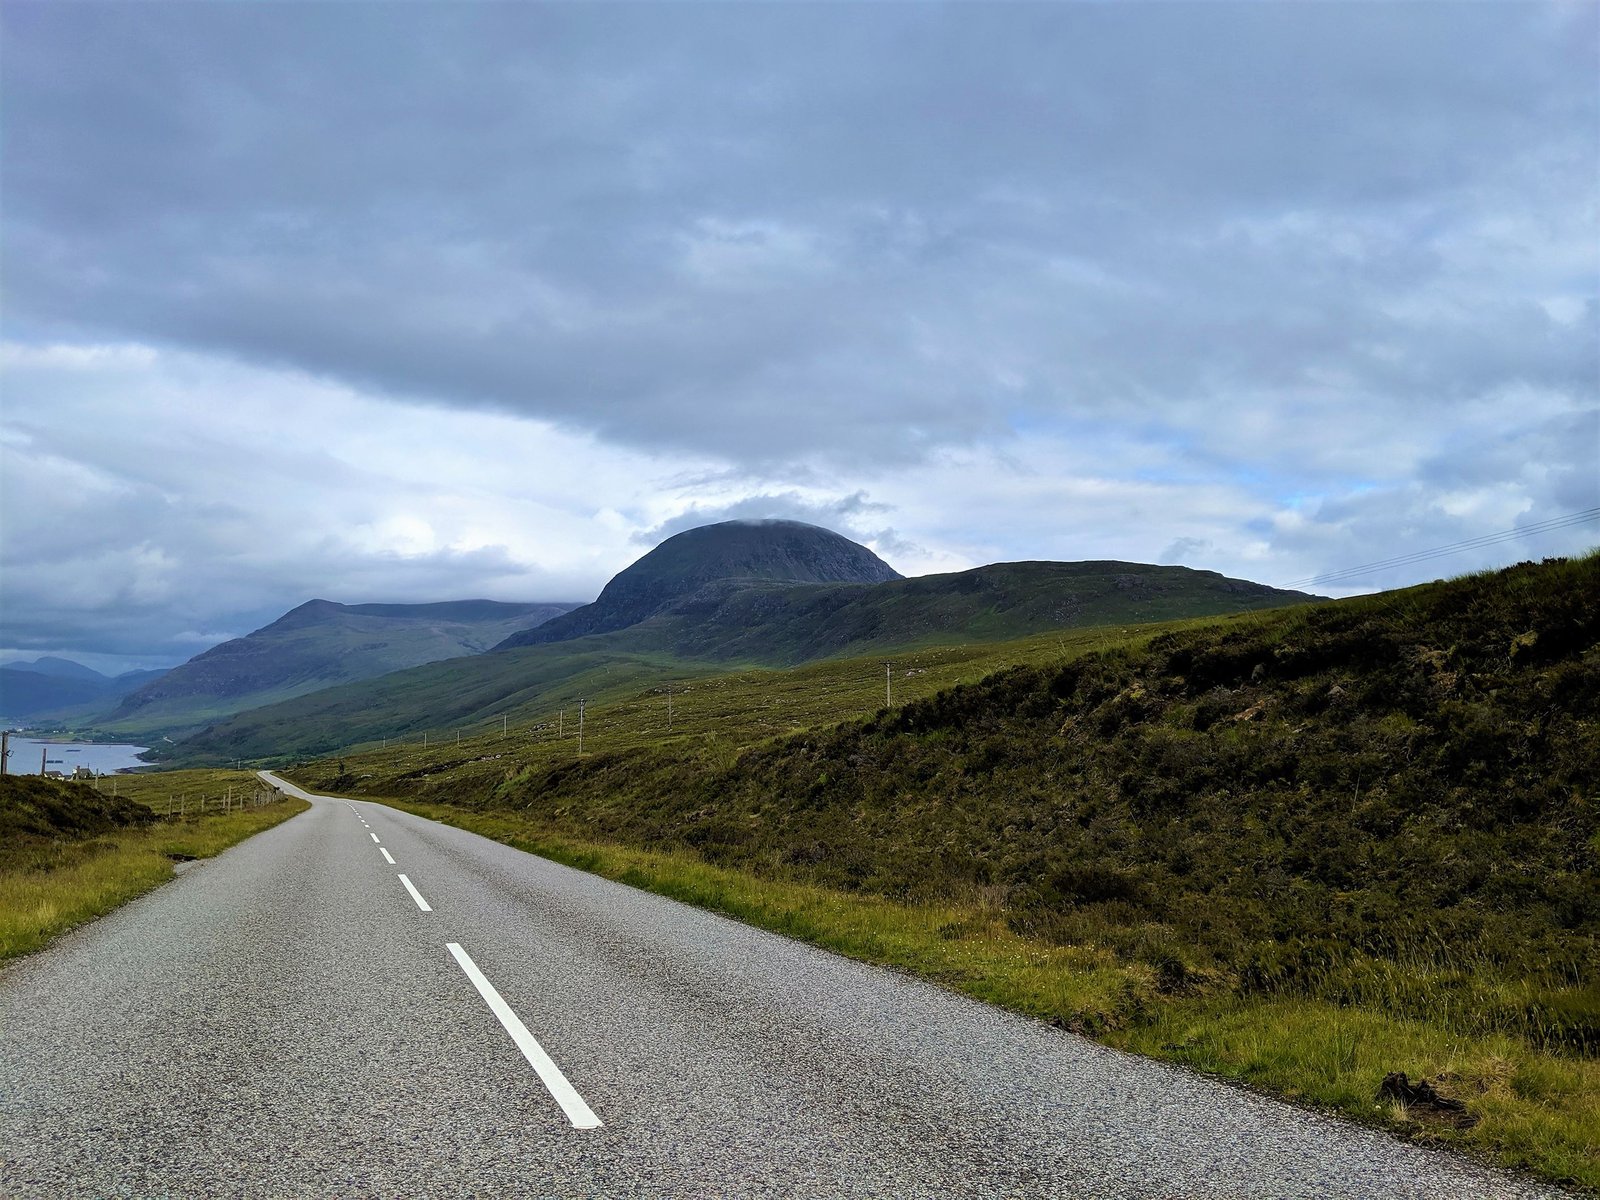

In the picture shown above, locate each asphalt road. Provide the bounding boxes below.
[0,774,1568,1199]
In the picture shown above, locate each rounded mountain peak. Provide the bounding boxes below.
[600,520,901,605]
[496,520,900,650]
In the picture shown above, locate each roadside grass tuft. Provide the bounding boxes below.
[0,771,307,963]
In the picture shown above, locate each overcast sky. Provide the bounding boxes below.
[2,1,1596,673]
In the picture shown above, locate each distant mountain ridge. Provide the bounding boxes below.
[0,660,169,721]
[5,656,109,682]
[497,520,901,650]
[100,598,578,736]
[163,524,1320,763]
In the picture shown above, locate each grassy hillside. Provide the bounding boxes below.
[297,555,1599,1033]
[164,559,1313,765]
[0,771,306,961]
[95,598,576,739]
[0,775,157,862]
[154,644,715,766]
[289,554,1600,1187]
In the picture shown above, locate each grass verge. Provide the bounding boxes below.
[368,795,1597,1192]
[0,770,308,963]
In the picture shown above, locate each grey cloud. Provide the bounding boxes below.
[633,490,891,546]
[1161,537,1214,566]
[0,410,595,665]
[863,527,930,566]
[4,3,1594,476]
[1253,408,1599,593]
[0,535,580,668]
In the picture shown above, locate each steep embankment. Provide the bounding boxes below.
[0,775,157,870]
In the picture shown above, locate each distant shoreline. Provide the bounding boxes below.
[2,735,153,777]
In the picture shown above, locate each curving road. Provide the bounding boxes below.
[0,773,1567,1199]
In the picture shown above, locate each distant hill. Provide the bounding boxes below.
[161,547,1317,764]
[583,559,1318,666]
[5,656,106,682]
[98,599,577,736]
[0,660,170,721]
[497,520,902,649]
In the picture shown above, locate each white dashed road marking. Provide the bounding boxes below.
[447,942,602,1130]
[398,874,432,912]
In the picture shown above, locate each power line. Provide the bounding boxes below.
[1287,508,1599,589]
[1284,506,1600,590]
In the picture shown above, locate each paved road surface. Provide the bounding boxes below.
[0,774,1567,1198]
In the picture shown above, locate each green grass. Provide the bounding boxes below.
[1121,998,1600,1187]
[0,770,308,962]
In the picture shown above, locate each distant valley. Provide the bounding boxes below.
[0,657,169,723]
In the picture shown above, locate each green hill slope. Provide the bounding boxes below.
[0,775,156,864]
[158,559,1314,764]
[98,598,577,738]
[613,559,1316,664]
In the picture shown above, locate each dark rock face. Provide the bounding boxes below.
[498,520,901,650]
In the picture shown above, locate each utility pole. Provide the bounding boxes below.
[41,744,48,775]
[0,729,8,777]
[578,698,586,755]
[502,714,508,737]
[667,684,673,731]
[559,709,564,737]
[881,662,893,708]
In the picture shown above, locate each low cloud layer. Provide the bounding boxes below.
[2,3,1595,670]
